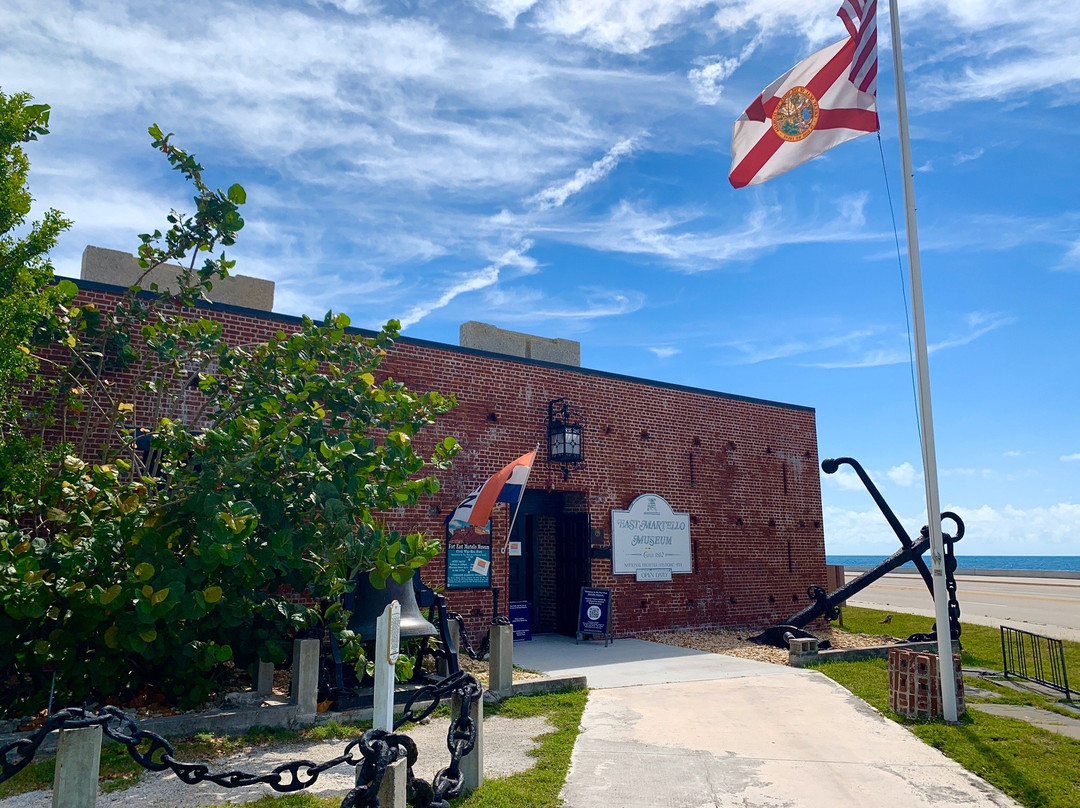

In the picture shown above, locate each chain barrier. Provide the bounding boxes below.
[1,672,483,808]
[447,611,510,661]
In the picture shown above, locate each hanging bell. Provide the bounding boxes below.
[345,571,439,642]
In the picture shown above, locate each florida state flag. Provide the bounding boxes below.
[729,35,879,188]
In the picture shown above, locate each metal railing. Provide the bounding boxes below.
[1000,625,1072,699]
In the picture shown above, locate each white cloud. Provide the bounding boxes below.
[822,468,865,492]
[473,0,540,27]
[1061,453,1080,462]
[1003,450,1023,457]
[397,242,536,328]
[887,462,919,487]
[824,501,1080,555]
[688,40,757,105]
[530,138,638,210]
[649,346,680,358]
[811,311,1014,369]
[535,0,714,54]
[953,147,985,165]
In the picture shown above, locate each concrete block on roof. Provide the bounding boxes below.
[80,245,275,312]
[459,321,580,366]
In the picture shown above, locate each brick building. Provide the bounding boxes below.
[66,248,828,641]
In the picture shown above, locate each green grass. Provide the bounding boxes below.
[834,605,1080,687]
[818,607,1080,808]
[1,689,588,808]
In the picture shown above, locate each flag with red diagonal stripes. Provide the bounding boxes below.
[728,2,879,189]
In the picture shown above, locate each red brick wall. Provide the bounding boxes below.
[50,282,828,640]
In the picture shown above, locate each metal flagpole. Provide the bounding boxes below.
[888,0,959,721]
[501,444,540,554]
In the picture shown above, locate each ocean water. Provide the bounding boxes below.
[826,555,1080,572]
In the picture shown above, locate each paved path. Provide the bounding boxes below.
[516,635,1020,808]
[845,572,1080,642]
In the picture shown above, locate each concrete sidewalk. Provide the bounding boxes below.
[515,635,1019,808]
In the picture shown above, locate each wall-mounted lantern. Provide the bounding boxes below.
[548,397,584,481]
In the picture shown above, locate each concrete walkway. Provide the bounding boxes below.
[515,635,1020,808]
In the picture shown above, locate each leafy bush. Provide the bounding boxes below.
[0,95,458,716]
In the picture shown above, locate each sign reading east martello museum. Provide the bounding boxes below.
[611,494,692,574]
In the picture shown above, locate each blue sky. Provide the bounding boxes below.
[5,0,1079,557]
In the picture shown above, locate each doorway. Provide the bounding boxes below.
[506,492,591,636]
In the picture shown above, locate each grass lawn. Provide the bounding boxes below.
[0,688,588,808]
[818,606,1080,808]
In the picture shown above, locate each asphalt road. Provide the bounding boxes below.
[844,571,1080,643]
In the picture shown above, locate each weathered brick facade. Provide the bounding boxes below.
[61,280,828,641]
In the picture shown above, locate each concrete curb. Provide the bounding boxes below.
[789,640,959,668]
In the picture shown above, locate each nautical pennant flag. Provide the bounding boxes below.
[728,0,879,189]
[446,450,537,533]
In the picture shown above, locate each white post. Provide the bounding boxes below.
[52,725,102,808]
[888,0,958,722]
[373,600,401,732]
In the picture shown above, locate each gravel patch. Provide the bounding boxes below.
[0,714,552,807]
[638,627,897,665]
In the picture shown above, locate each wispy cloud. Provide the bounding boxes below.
[398,242,536,328]
[530,138,638,210]
[1061,453,1080,462]
[810,311,1014,369]
[688,39,758,105]
[473,0,540,27]
[953,147,985,165]
[1003,450,1023,457]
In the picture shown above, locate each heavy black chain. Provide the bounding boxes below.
[944,534,962,640]
[447,612,510,661]
[2,672,484,808]
[1,708,110,783]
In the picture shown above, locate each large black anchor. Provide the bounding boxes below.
[749,456,964,649]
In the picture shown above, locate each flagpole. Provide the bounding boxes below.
[502,443,540,554]
[888,0,959,722]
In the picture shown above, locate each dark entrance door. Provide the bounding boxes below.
[554,514,591,636]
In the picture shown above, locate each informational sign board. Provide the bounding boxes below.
[446,525,492,589]
[508,600,532,642]
[576,587,613,646]
[611,494,692,575]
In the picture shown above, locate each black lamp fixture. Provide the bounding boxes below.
[548,397,584,481]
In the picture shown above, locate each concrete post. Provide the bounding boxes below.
[787,636,819,668]
[291,638,320,716]
[487,623,513,698]
[374,756,407,808]
[52,725,102,808]
[451,692,483,792]
[256,661,275,696]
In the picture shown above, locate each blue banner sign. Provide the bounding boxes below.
[508,600,532,642]
[446,540,491,589]
[576,587,613,646]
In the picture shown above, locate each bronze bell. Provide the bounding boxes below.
[345,572,439,642]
